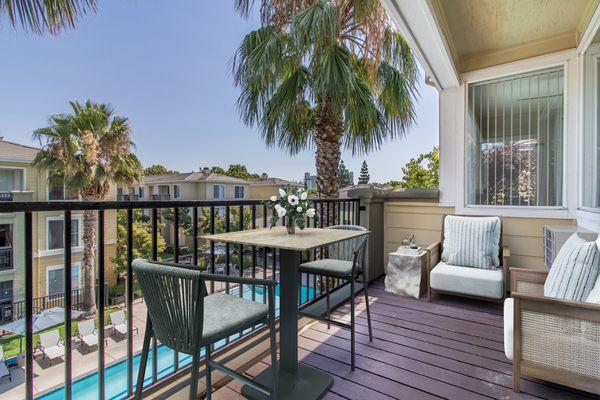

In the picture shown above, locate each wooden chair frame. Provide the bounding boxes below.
[510,267,600,395]
[426,214,510,303]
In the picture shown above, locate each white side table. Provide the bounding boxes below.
[385,249,428,299]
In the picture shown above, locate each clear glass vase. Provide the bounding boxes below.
[286,219,296,234]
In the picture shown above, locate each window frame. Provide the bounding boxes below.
[234,185,245,199]
[138,186,145,199]
[212,184,225,199]
[46,176,79,201]
[173,184,181,199]
[454,50,574,219]
[0,167,26,193]
[46,262,81,296]
[46,215,82,252]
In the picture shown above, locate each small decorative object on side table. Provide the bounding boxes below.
[385,239,428,299]
[266,186,316,234]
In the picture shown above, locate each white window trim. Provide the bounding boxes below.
[45,215,83,254]
[46,262,81,296]
[0,166,26,192]
[138,186,145,199]
[212,184,225,199]
[234,185,245,199]
[453,49,577,219]
[45,174,80,201]
[173,184,181,199]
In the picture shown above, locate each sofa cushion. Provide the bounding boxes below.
[441,216,501,270]
[430,261,504,299]
[503,298,514,360]
[544,233,600,301]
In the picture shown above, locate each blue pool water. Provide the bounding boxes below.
[38,284,315,400]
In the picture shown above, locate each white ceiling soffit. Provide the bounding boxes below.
[381,0,460,90]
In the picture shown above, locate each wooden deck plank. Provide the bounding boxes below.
[211,278,595,400]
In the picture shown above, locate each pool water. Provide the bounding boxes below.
[37,284,315,400]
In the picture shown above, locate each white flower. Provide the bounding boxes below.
[270,195,277,202]
[274,204,282,210]
[300,191,308,200]
[276,207,287,217]
[288,195,299,206]
[278,188,286,197]
[296,206,303,212]
[306,208,316,218]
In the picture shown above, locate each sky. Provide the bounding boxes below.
[0,1,438,183]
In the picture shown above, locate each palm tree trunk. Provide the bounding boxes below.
[315,101,343,224]
[82,209,97,313]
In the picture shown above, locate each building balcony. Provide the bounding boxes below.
[0,192,12,202]
[151,194,170,200]
[0,195,596,400]
[117,194,140,201]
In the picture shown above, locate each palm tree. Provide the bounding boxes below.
[1,0,97,35]
[233,0,417,200]
[33,100,142,312]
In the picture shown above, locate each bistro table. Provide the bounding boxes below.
[200,226,369,400]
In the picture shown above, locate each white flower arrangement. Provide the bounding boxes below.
[266,186,316,233]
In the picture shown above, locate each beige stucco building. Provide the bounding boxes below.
[0,139,117,318]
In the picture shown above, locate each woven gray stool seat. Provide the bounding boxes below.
[299,259,354,278]
[132,259,278,400]
[203,292,268,343]
[298,225,373,371]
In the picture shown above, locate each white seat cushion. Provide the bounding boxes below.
[44,344,64,360]
[503,298,514,360]
[430,261,503,299]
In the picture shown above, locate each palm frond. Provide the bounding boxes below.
[0,0,97,35]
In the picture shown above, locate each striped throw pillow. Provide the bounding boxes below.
[441,216,501,270]
[544,234,600,301]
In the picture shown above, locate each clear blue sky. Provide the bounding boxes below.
[0,1,438,183]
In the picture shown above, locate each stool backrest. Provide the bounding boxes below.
[133,259,206,353]
[326,225,368,271]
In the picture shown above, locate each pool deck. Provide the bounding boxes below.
[0,299,148,400]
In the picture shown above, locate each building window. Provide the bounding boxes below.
[234,185,245,199]
[466,67,564,207]
[47,217,80,250]
[138,187,145,198]
[213,185,225,199]
[0,281,12,303]
[173,184,181,199]
[583,46,600,209]
[48,178,78,201]
[0,168,24,192]
[47,264,80,295]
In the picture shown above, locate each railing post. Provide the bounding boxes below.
[349,192,384,282]
[24,212,33,400]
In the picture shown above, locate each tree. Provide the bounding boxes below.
[233,0,417,199]
[1,0,97,35]
[400,147,439,189]
[338,160,353,187]
[112,210,166,277]
[211,164,260,180]
[358,161,370,184]
[33,100,142,312]
[144,164,177,176]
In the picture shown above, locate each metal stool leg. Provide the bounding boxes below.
[205,346,212,400]
[350,277,356,371]
[363,279,373,341]
[326,278,331,329]
[268,316,278,400]
[134,316,153,400]
[189,350,201,400]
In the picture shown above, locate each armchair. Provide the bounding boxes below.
[426,215,510,302]
[506,267,600,395]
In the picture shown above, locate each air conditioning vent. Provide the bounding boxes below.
[543,226,597,269]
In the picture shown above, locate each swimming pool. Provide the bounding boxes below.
[37,284,315,400]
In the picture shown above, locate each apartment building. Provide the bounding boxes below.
[249,173,303,200]
[0,139,117,322]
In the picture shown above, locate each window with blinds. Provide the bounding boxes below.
[466,67,564,207]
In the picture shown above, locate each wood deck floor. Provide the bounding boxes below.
[213,279,597,400]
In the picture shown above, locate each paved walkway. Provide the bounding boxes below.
[1,299,148,400]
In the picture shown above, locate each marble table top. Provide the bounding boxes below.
[200,226,369,251]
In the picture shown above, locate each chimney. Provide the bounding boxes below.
[261,173,268,180]
[202,167,210,174]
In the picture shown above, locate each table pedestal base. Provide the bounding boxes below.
[241,363,333,400]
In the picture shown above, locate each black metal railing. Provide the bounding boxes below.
[117,194,140,201]
[151,194,170,200]
[0,284,109,325]
[0,246,12,270]
[0,192,13,201]
[0,197,360,400]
